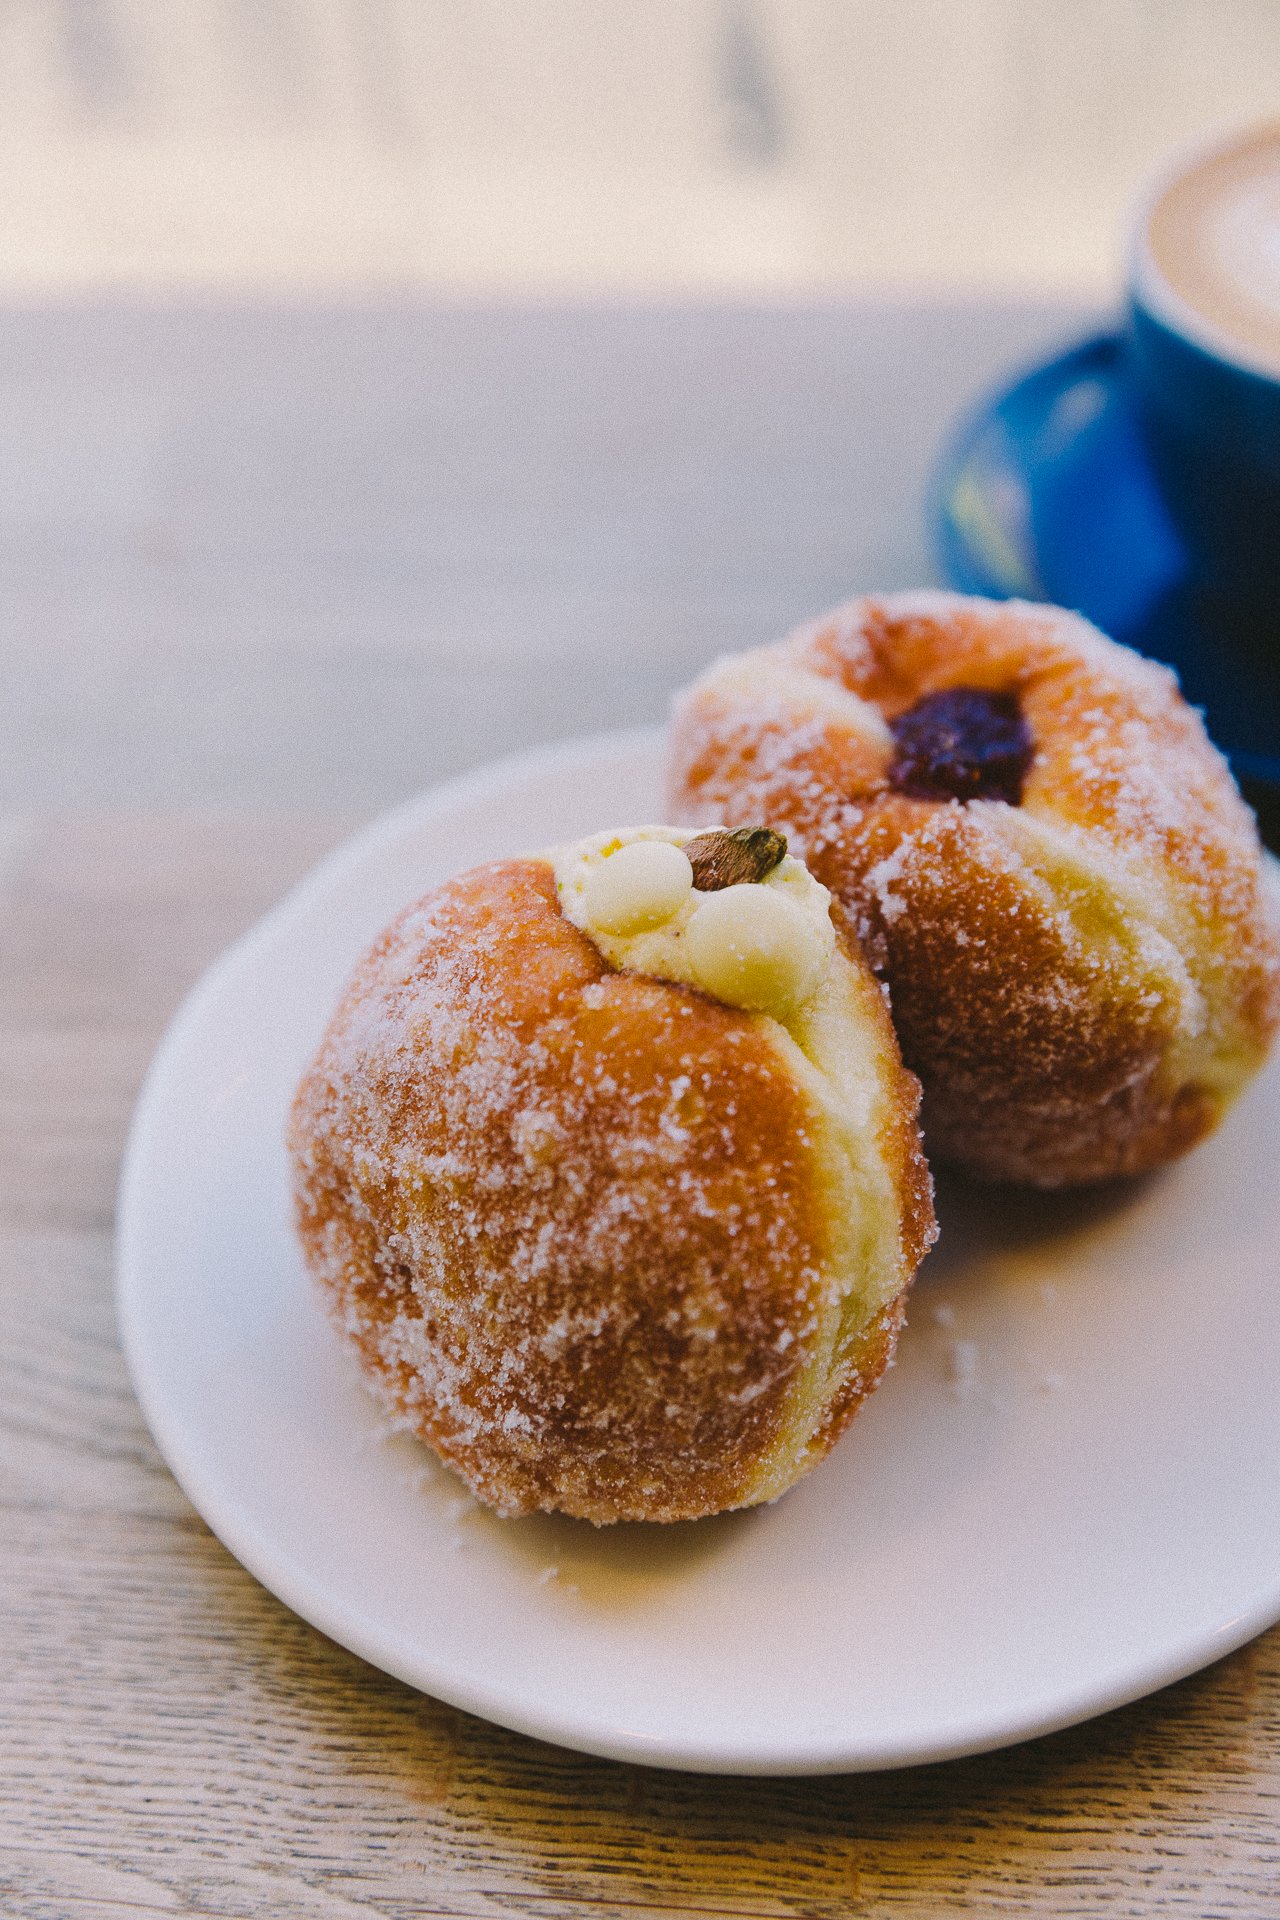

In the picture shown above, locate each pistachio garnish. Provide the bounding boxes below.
[684,826,787,892]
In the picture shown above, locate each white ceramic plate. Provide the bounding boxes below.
[117,728,1280,1776]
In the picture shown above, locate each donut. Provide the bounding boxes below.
[288,826,935,1523]
[667,591,1280,1188]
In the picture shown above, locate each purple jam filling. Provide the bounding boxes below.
[887,688,1032,805]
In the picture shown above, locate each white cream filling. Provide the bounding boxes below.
[552,823,918,1499]
[553,825,837,1019]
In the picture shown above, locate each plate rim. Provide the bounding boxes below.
[115,725,1280,1776]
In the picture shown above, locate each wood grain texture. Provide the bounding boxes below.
[2,304,1278,1918]
[0,300,1076,816]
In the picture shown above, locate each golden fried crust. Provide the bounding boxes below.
[668,591,1280,1186]
[289,857,930,1522]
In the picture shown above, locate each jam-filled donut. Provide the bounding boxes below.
[668,591,1280,1188]
[288,826,935,1523]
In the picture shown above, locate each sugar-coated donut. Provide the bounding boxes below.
[667,591,1280,1188]
[288,827,935,1523]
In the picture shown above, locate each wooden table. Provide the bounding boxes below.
[3,302,1277,1919]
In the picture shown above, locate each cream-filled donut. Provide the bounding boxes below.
[288,827,935,1523]
[668,591,1280,1188]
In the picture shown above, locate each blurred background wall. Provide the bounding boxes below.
[0,0,1277,300]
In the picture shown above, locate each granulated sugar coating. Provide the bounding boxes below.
[668,590,1280,1187]
[288,855,935,1523]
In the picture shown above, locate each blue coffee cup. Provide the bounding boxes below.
[1127,128,1280,608]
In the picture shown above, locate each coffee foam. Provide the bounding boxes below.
[1143,125,1280,379]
